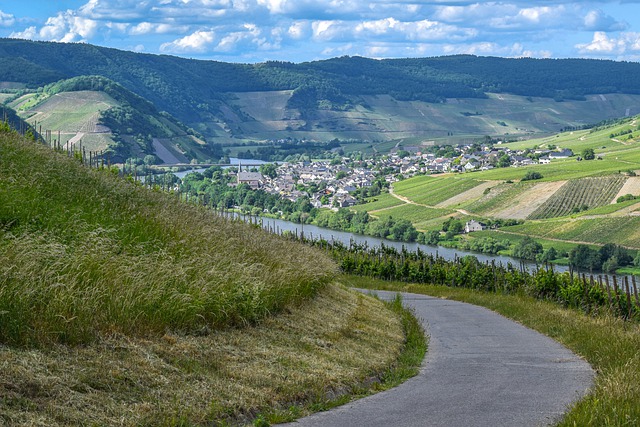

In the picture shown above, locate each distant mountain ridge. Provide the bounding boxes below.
[3,39,640,115]
[2,38,640,151]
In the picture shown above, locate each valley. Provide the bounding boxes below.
[2,37,640,426]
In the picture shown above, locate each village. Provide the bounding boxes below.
[233,141,575,210]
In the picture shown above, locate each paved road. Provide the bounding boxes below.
[280,290,594,427]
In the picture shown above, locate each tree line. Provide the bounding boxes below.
[286,235,639,321]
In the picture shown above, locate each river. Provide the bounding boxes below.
[244,215,569,274]
[252,216,640,288]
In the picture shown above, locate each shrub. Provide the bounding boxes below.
[617,194,637,203]
[521,171,543,181]
[582,148,596,160]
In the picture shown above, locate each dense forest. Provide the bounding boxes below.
[2,39,640,124]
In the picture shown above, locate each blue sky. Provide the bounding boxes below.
[1,1,639,63]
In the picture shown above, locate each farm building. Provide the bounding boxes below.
[465,220,486,233]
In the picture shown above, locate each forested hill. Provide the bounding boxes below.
[2,38,640,122]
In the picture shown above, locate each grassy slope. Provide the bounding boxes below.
[0,132,419,425]
[365,115,640,251]
[1,130,339,345]
[345,275,640,427]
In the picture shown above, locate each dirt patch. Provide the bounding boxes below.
[493,181,567,219]
[436,181,501,208]
[611,177,640,203]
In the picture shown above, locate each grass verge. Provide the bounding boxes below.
[341,274,640,426]
[0,284,427,426]
[258,290,427,425]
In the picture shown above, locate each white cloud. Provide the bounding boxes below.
[9,26,38,40]
[442,41,552,58]
[160,29,216,53]
[288,21,308,39]
[10,10,97,42]
[583,9,627,31]
[312,20,351,41]
[130,21,188,35]
[0,10,15,27]
[576,31,640,55]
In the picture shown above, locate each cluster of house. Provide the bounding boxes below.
[229,143,575,209]
[231,160,380,209]
[392,144,574,175]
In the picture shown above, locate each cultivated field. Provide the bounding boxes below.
[393,176,482,206]
[528,176,627,219]
[503,216,640,248]
[371,203,455,230]
[21,91,117,132]
[351,192,405,212]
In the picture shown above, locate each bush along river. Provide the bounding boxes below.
[237,214,640,322]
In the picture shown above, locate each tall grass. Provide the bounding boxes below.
[0,131,337,346]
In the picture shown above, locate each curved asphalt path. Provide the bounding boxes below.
[280,290,594,427]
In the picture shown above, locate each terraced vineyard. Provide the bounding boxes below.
[527,176,627,219]
[504,216,640,248]
[393,176,481,206]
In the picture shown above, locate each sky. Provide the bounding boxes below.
[1,1,640,63]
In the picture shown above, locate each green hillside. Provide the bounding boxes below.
[353,115,640,263]
[0,129,413,424]
[6,75,220,162]
[3,39,640,149]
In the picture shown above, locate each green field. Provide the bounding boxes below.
[393,176,482,206]
[351,193,405,212]
[371,203,455,230]
[503,216,640,249]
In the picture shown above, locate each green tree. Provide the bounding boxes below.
[537,247,558,263]
[497,153,511,168]
[569,245,601,271]
[582,148,595,160]
[512,236,543,260]
[259,163,278,179]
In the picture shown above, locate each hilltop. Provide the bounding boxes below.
[0,129,412,425]
[3,39,640,160]
[4,75,221,162]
